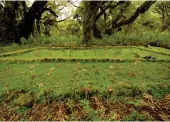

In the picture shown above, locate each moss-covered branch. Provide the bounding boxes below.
[113,1,156,29]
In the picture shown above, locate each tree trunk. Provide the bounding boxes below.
[92,1,125,39]
[2,1,19,44]
[82,1,99,44]
[15,1,47,43]
[93,24,102,38]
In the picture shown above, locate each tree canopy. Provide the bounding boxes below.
[1,0,169,45]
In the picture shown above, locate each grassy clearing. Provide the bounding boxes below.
[0,46,170,98]
[0,46,170,120]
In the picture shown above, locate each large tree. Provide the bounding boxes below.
[0,1,61,44]
[81,1,156,44]
[82,1,100,44]
[15,1,48,43]
[0,1,22,44]
[154,2,170,31]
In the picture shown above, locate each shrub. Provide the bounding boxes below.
[116,85,144,97]
[92,30,170,48]
[123,111,148,121]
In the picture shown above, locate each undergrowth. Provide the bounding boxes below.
[1,30,170,53]
[1,83,170,121]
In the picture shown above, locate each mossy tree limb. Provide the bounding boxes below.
[112,1,156,29]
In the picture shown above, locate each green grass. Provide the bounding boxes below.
[0,61,169,98]
[1,46,170,61]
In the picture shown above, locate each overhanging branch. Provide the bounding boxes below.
[56,16,70,22]
[113,1,156,29]
[95,1,125,22]
[43,7,58,18]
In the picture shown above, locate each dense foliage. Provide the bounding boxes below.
[0,1,169,48]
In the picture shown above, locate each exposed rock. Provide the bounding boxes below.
[14,93,34,107]
[4,90,26,102]
[118,81,133,88]
[143,56,156,60]
[4,90,18,102]
[144,44,150,48]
